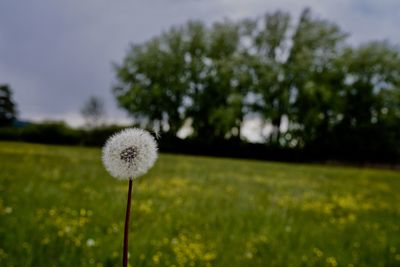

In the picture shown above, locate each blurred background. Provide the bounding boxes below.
[1,1,400,267]
[1,0,400,163]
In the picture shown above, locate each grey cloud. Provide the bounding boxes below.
[0,0,399,125]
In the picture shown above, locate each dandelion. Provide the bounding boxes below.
[102,128,158,180]
[102,128,158,267]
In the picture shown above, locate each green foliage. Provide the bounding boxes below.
[18,122,80,145]
[0,84,17,127]
[186,21,245,140]
[1,142,400,266]
[113,8,400,160]
[114,25,190,134]
[114,20,249,140]
[0,122,127,147]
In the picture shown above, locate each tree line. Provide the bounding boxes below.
[113,9,400,161]
[0,85,17,127]
[1,9,399,162]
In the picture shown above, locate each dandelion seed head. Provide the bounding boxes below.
[102,128,158,180]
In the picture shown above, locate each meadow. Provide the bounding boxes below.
[0,141,399,267]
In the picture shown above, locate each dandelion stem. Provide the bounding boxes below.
[123,178,133,267]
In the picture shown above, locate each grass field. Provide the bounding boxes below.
[0,142,399,267]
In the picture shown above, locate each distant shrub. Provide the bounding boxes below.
[80,125,127,146]
[0,127,21,140]
[0,122,399,164]
[19,122,80,145]
[0,122,128,147]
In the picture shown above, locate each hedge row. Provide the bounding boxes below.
[0,122,398,164]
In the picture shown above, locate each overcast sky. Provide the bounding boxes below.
[1,0,399,127]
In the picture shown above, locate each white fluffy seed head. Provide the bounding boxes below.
[102,128,158,180]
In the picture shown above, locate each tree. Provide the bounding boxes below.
[286,8,347,147]
[81,96,105,128]
[114,21,249,141]
[113,8,400,161]
[240,11,291,144]
[185,21,246,141]
[0,84,17,127]
[331,42,400,159]
[243,9,347,146]
[114,26,188,135]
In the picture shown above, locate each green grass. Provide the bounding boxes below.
[0,141,400,267]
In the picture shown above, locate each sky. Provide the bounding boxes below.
[1,0,400,135]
